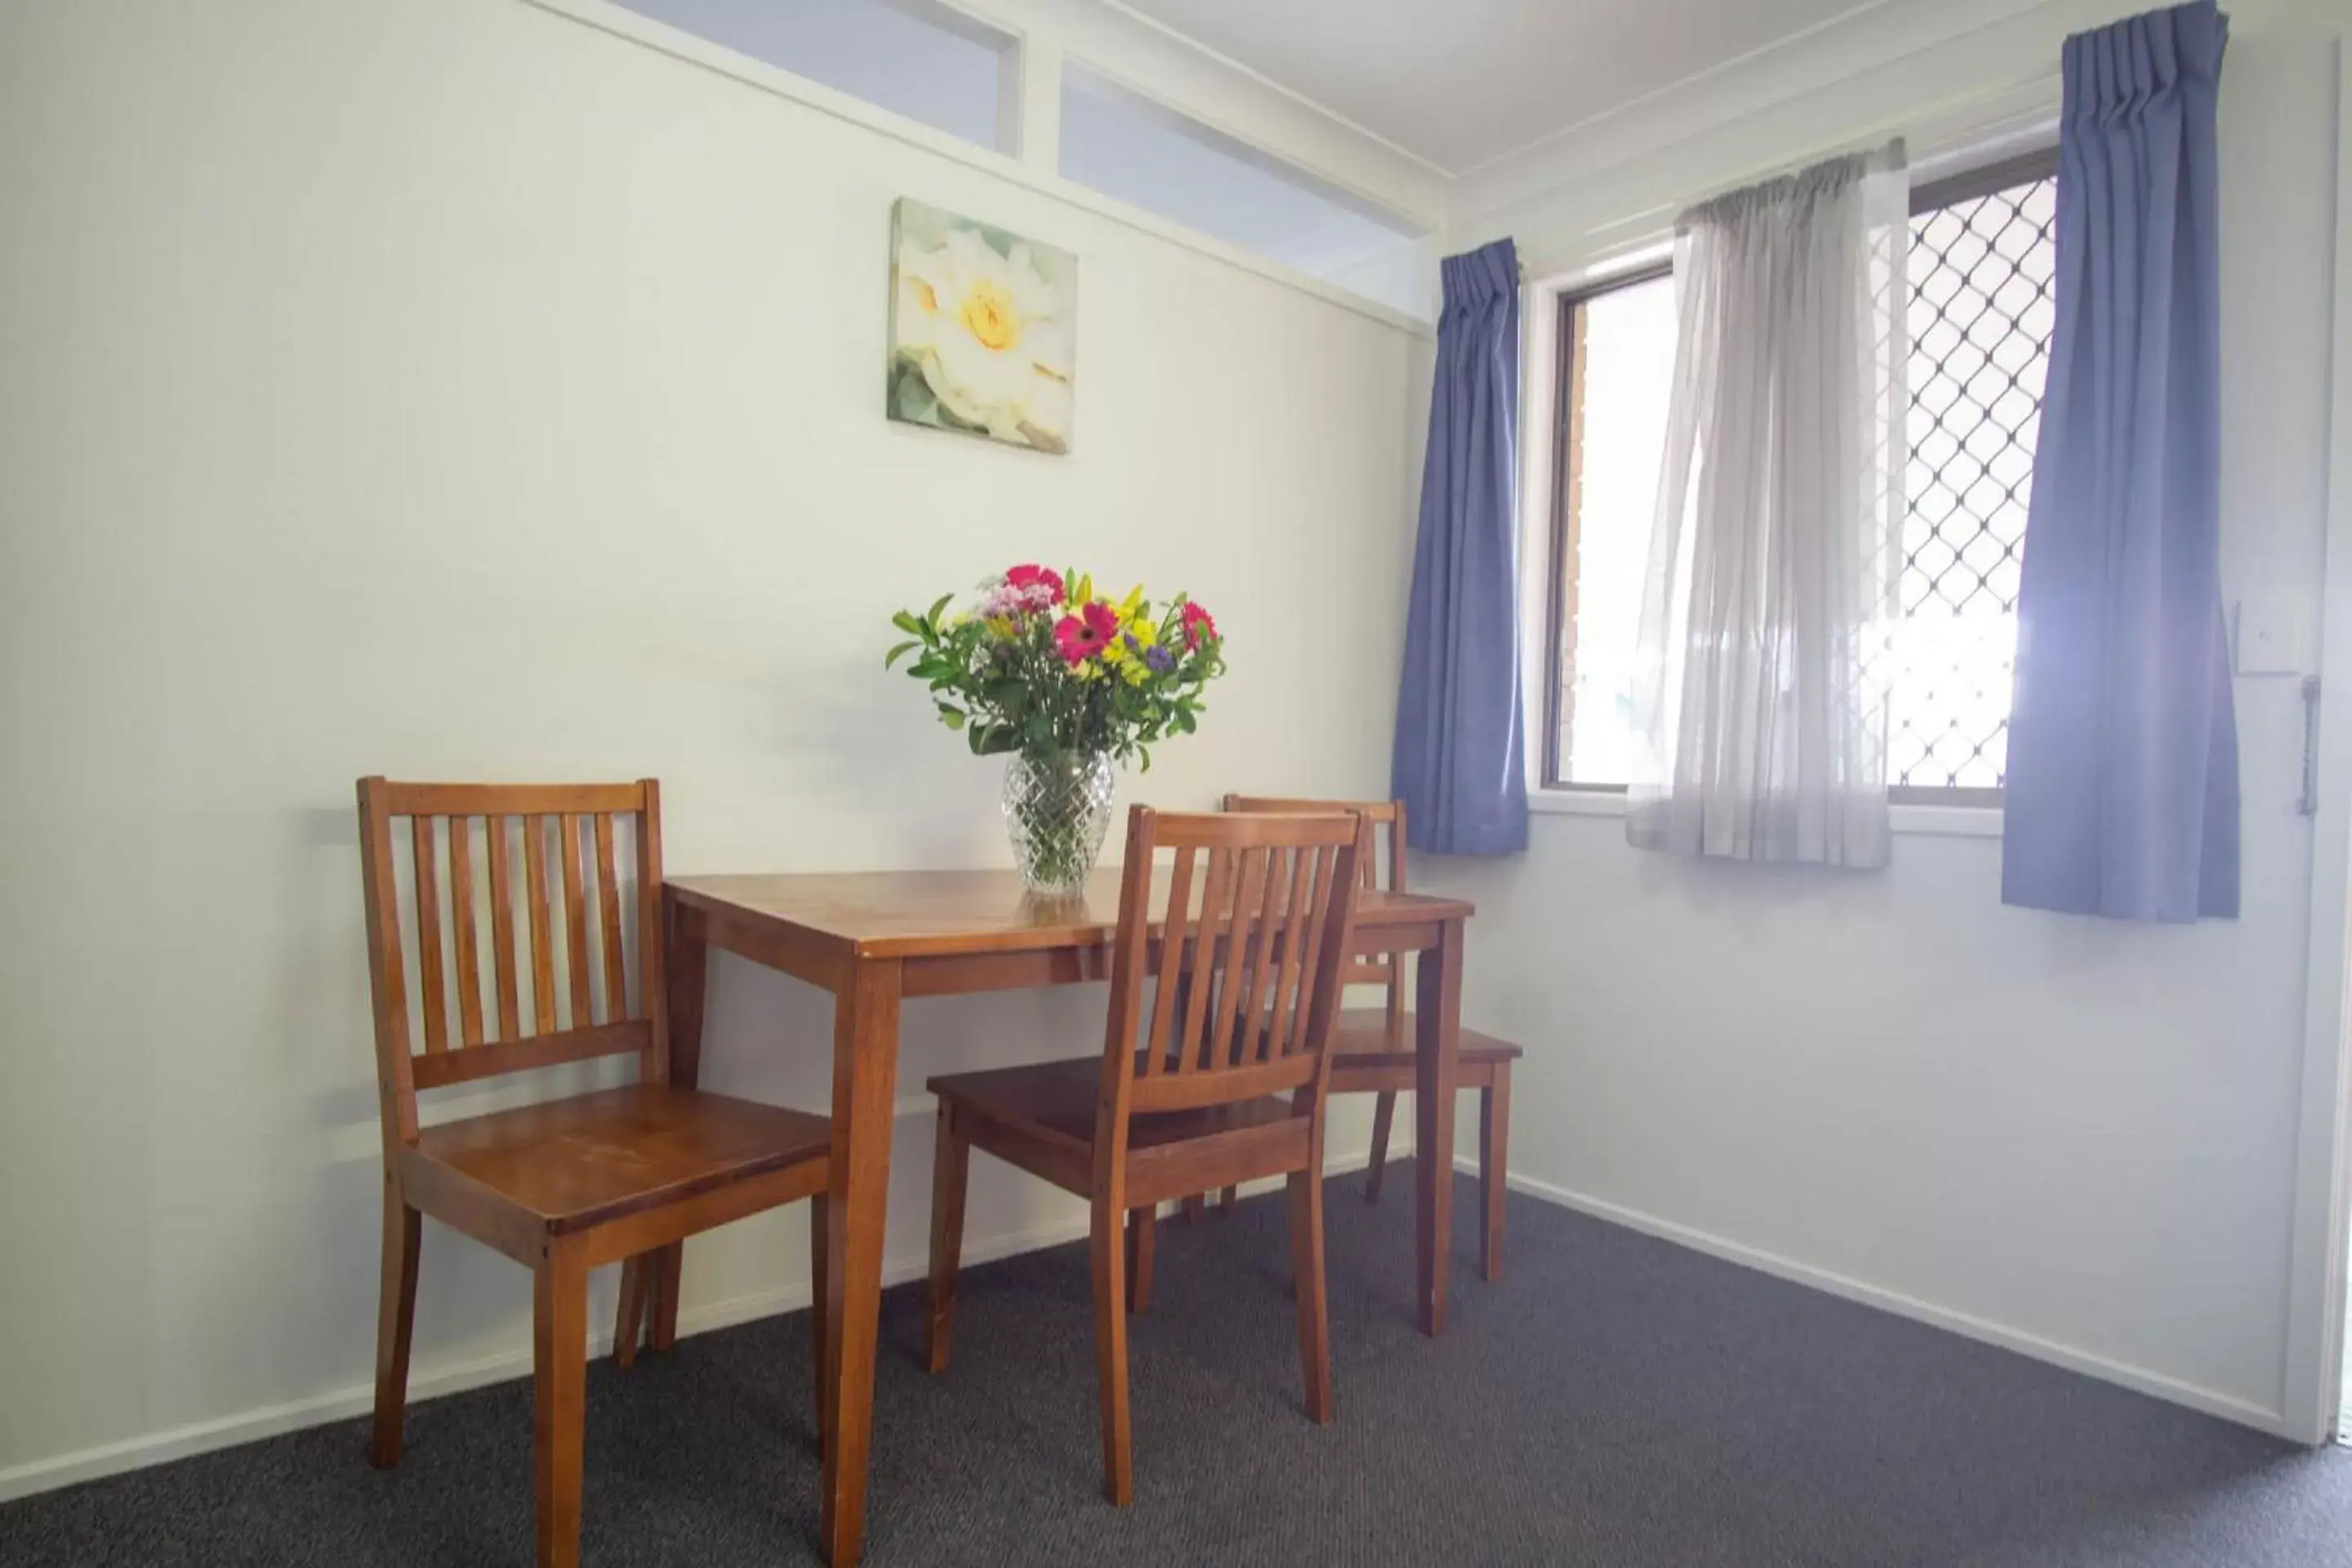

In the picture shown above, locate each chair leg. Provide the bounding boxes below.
[1127,1205,1156,1313]
[809,1194,832,1458]
[1481,1066,1511,1283]
[924,1107,968,1374]
[648,1242,684,1354]
[369,1185,421,1469]
[1287,1167,1334,1424]
[1089,1196,1134,1506]
[1365,1090,1399,1204]
[612,1258,647,1371]
[1217,1185,1238,1214]
[1182,1194,1205,1224]
[532,1239,590,1568]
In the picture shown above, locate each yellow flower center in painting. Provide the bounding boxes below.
[957,280,1021,352]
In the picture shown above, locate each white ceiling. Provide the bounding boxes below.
[1107,0,1878,176]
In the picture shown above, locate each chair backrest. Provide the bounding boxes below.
[355,778,668,1147]
[1223,794,1405,1040]
[1098,805,1364,1129]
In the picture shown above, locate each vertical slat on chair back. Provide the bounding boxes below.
[355,778,667,1147]
[1222,795,1406,1042]
[1106,807,1363,1117]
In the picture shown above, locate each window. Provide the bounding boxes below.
[1890,154,2058,795]
[1544,267,1677,788]
[611,0,1018,153]
[1057,65,1434,318]
[1541,152,2059,800]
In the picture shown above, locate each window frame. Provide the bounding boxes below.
[605,0,1024,156]
[535,0,1437,335]
[1534,146,2060,808]
[1539,261,1673,795]
[1054,58,1436,318]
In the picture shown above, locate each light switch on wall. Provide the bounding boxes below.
[2233,595,2309,675]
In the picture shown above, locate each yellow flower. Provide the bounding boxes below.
[957,277,1021,353]
[1099,604,1157,687]
[983,616,1019,641]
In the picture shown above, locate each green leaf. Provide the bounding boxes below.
[936,704,966,730]
[884,640,920,670]
[926,593,955,630]
[890,610,926,638]
[1138,746,1152,773]
[892,363,940,425]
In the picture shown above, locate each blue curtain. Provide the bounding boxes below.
[1392,238,1528,857]
[2001,0,2238,920]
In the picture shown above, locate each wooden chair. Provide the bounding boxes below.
[356,778,833,1568]
[1183,795,1522,1283]
[923,805,1365,1505]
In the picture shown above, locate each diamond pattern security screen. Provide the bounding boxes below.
[1890,160,2059,793]
[1542,152,2059,797]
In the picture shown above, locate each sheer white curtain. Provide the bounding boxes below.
[1627,142,1909,867]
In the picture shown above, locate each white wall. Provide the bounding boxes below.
[0,0,1429,1494]
[5,0,2337,1505]
[1431,0,2347,1435]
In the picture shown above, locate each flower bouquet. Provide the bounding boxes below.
[887,565,1226,893]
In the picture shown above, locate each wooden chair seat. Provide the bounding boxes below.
[930,1056,1308,1207]
[406,1085,831,1236]
[930,1056,1301,1149]
[1328,1008,1522,1087]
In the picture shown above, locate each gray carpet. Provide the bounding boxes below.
[5,1161,2350,1567]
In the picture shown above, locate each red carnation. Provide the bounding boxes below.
[1005,564,1065,603]
[1180,600,1218,650]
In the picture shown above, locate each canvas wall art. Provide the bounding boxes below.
[887,198,1077,454]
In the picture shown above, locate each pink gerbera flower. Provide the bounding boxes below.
[1179,601,1218,650]
[1054,601,1120,665]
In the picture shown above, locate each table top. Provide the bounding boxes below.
[667,867,1474,960]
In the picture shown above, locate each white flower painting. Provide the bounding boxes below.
[888,198,1076,454]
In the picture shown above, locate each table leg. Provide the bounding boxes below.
[647,897,709,1352]
[1414,918,1463,1336]
[821,956,902,1567]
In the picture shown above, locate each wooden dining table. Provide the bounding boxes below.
[649,867,1477,1566]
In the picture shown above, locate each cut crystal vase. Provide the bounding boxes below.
[1002,750,1116,896]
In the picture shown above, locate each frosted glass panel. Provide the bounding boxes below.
[1058,65,1432,318]
[613,0,1013,151]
